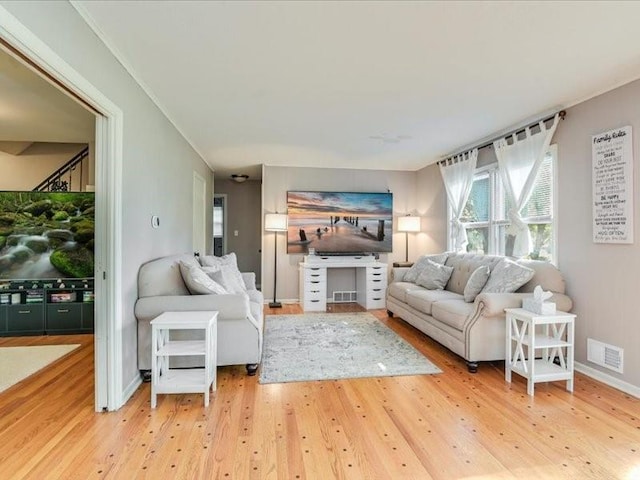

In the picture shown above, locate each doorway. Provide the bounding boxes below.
[0,8,124,410]
[213,194,227,257]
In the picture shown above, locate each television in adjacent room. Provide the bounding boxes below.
[0,191,95,280]
[287,191,393,255]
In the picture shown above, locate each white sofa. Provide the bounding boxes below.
[134,254,263,376]
[386,252,572,372]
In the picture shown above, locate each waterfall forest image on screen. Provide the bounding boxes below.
[0,191,95,280]
[287,191,393,254]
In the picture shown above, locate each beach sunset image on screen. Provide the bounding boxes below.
[287,191,393,254]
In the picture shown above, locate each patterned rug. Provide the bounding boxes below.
[259,312,441,384]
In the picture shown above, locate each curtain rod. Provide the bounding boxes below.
[440,110,566,164]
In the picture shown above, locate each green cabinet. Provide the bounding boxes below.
[0,279,94,336]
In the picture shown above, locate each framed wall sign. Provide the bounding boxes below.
[592,125,634,243]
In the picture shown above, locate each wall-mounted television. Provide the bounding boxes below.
[0,191,95,280]
[287,191,393,255]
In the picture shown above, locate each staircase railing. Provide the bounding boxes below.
[33,146,89,192]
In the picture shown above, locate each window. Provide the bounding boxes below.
[454,145,556,262]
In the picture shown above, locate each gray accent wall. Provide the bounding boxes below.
[213,179,262,286]
[262,165,447,303]
[554,78,640,390]
[2,1,214,395]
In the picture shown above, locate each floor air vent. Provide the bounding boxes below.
[332,291,357,303]
[587,338,624,373]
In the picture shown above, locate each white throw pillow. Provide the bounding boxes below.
[404,253,449,283]
[202,265,247,295]
[481,259,535,294]
[463,265,490,302]
[199,252,238,269]
[179,261,228,295]
[415,259,454,290]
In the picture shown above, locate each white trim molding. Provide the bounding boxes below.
[575,361,640,399]
[0,5,124,411]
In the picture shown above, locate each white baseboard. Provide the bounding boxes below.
[575,361,640,398]
[120,374,143,408]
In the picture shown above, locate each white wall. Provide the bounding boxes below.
[0,143,88,191]
[554,78,640,390]
[2,1,214,394]
[262,165,446,302]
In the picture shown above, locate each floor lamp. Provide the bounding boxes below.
[265,213,288,308]
[397,215,421,263]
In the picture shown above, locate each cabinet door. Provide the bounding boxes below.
[82,303,95,331]
[7,305,44,334]
[46,304,82,332]
[0,305,7,334]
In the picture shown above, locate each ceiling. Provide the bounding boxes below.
[73,1,640,179]
[0,47,95,145]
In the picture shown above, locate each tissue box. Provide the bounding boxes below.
[522,298,556,315]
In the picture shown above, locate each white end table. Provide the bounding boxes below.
[505,308,575,396]
[150,311,218,408]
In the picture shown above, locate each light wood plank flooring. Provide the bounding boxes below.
[0,305,639,479]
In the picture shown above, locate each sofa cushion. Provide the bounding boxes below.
[406,289,464,315]
[179,261,228,295]
[482,258,535,293]
[415,260,454,290]
[387,281,425,303]
[431,300,475,331]
[463,265,490,303]
[403,253,449,283]
[444,253,503,295]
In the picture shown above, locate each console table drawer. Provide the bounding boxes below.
[303,268,326,282]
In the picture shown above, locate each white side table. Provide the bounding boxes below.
[151,311,218,408]
[505,308,576,396]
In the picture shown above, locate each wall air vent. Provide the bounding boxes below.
[332,291,357,303]
[587,338,624,373]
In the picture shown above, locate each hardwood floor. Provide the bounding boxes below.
[1,306,639,479]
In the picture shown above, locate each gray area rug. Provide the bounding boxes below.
[259,312,441,384]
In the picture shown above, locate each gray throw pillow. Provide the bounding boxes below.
[481,259,535,294]
[404,253,449,283]
[463,265,490,302]
[179,261,228,295]
[415,259,454,290]
[202,265,247,295]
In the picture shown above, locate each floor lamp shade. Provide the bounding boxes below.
[265,213,288,308]
[397,216,421,263]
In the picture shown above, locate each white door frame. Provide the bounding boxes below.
[0,7,124,411]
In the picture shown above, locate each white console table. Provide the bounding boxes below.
[299,255,387,311]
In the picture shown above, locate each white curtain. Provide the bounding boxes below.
[494,113,559,258]
[439,149,478,251]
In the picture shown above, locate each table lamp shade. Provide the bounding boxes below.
[398,215,421,232]
[265,213,288,232]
